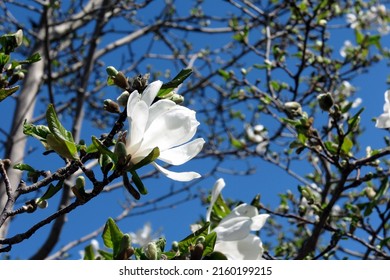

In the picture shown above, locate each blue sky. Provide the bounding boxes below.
[1,0,390,259]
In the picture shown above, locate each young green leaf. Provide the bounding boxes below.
[13,163,36,172]
[0,86,19,102]
[92,136,118,164]
[102,218,124,258]
[202,232,217,257]
[157,69,192,97]
[36,180,64,204]
[130,170,148,195]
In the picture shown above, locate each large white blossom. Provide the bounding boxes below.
[207,178,269,260]
[375,90,390,128]
[126,80,205,181]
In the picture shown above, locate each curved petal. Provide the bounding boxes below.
[250,214,270,231]
[141,80,163,107]
[158,138,205,165]
[152,162,201,182]
[139,106,199,153]
[147,99,177,129]
[223,204,258,220]
[385,90,390,104]
[214,216,251,241]
[126,100,149,157]
[214,234,264,260]
[206,178,226,223]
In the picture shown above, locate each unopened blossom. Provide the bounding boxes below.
[126,80,205,181]
[207,178,269,260]
[375,90,390,128]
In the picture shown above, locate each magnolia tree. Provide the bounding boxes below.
[0,0,389,260]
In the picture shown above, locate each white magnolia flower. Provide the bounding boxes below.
[126,80,205,181]
[207,178,269,260]
[245,124,269,154]
[375,90,390,128]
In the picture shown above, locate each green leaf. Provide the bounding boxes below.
[0,86,19,102]
[97,250,113,260]
[83,244,96,260]
[0,53,9,65]
[347,108,364,133]
[91,136,118,164]
[202,232,217,257]
[46,133,78,160]
[46,104,69,141]
[341,136,353,155]
[23,122,50,146]
[102,218,124,258]
[217,69,230,81]
[36,180,64,203]
[157,69,193,97]
[26,52,41,63]
[130,170,148,195]
[13,163,36,172]
[355,29,364,45]
[324,141,338,155]
[230,137,245,149]
[132,147,160,170]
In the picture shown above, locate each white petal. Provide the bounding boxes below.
[158,138,205,165]
[141,80,163,107]
[214,234,264,260]
[214,216,251,241]
[376,113,390,128]
[229,204,259,219]
[206,178,226,222]
[147,99,177,129]
[384,90,390,104]
[152,162,201,182]
[250,214,270,231]
[139,106,199,153]
[126,100,149,158]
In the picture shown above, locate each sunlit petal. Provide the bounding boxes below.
[250,214,270,231]
[158,138,205,165]
[141,80,163,107]
[214,234,264,260]
[206,178,226,223]
[152,162,201,182]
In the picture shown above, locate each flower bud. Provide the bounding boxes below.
[114,72,130,89]
[117,91,130,106]
[114,141,129,166]
[171,241,179,252]
[103,99,120,114]
[318,19,327,26]
[284,101,302,118]
[76,176,85,189]
[36,199,48,209]
[364,187,376,200]
[317,92,334,111]
[144,242,158,260]
[106,66,119,77]
[190,243,204,260]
